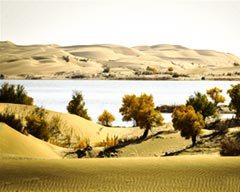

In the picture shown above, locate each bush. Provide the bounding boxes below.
[0,83,33,105]
[95,135,119,147]
[0,112,23,132]
[74,139,90,149]
[25,107,50,141]
[220,136,240,156]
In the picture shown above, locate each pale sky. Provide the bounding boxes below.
[0,0,240,56]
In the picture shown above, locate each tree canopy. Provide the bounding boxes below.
[172,105,205,145]
[119,93,164,138]
[66,91,91,120]
[98,110,115,126]
[186,92,216,120]
[0,83,33,105]
[227,84,240,118]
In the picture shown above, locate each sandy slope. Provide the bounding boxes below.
[1,41,240,79]
[0,123,62,159]
[0,156,239,192]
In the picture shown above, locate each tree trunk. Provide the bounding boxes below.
[191,135,196,146]
[141,128,149,140]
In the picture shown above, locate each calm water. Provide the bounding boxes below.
[1,80,238,126]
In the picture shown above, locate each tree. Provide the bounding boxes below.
[206,87,226,105]
[119,93,164,139]
[227,84,240,118]
[186,92,216,120]
[172,105,205,146]
[67,91,91,120]
[0,83,33,105]
[98,110,115,126]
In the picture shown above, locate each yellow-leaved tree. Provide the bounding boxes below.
[98,110,115,126]
[172,105,205,146]
[206,87,226,105]
[119,93,164,139]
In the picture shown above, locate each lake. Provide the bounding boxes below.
[0,80,238,126]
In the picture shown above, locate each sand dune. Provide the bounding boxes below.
[0,123,62,159]
[1,41,240,79]
[0,156,239,192]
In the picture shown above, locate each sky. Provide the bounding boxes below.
[0,0,240,56]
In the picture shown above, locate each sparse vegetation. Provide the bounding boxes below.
[146,66,158,73]
[95,135,119,147]
[98,110,115,126]
[25,107,50,141]
[66,91,91,120]
[168,67,174,72]
[220,136,240,156]
[0,112,23,132]
[0,83,33,105]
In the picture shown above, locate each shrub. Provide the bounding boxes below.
[74,138,90,149]
[67,91,91,120]
[220,136,240,156]
[168,67,174,72]
[146,66,158,73]
[98,110,115,126]
[0,112,23,132]
[95,135,119,147]
[0,83,33,105]
[25,107,50,141]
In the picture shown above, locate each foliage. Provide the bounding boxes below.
[95,135,119,147]
[25,107,50,141]
[220,136,240,156]
[119,93,164,138]
[227,84,240,118]
[146,66,158,73]
[186,92,217,120]
[98,110,115,126]
[74,138,90,149]
[0,83,33,105]
[66,91,91,120]
[168,67,174,72]
[206,87,226,105]
[0,112,23,132]
[172,105,205,145]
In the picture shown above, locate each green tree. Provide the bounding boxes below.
[98,110,115,126]
[186,92,216,120]
[0,83,33,105]
[67,91,91,120]
[172,105,205,146]
[227,84,240,118]
[119,93,164,139]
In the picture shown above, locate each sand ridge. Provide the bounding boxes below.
[1,41,240,80]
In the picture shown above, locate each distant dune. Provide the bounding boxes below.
[1,41,240,80]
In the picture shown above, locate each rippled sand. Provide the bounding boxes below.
[1,156,239,192]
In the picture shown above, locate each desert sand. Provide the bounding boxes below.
[1,41,240,80]
[0,103,240,191]
[1,156,240,192]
